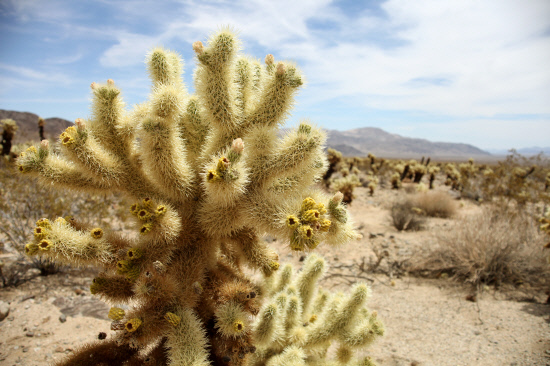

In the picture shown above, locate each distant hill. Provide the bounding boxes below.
[487,147,550,156]
[0,109,73,144]
[326,127,491,158]
[1,109,492,159]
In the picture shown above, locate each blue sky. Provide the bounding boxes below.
[1,0,549,150]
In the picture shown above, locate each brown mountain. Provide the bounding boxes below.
[1,109,490,159]
[326,127,490,158]
[0,109,73,144]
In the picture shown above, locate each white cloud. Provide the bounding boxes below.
[99,32,160,67]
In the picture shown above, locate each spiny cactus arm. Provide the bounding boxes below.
[139,50,195,201]
[253,122,326,186]
[88,80,135,159]
[242,56,304,130]
[58,121,124,186]
[128,199,182,262]
[304,284,369,348]
[235,57,262,116]
[283,295,302,333]
[214,300,251,339]
[165,307,211,366]
[294,254,326,318]
[341,311,384,348]
[325,193,361,246]
[265,345,307,366]
[270,263,294,296]
[147,47,185,89]
[90,273,135,303]
[17,145,110,192]
[179,97,210,167]
[193,31,241,157]
[202,138,249,207]
[226,228,280,277]
[25,218,115,267]
[253,302,281,347]
[303,293,344,347]
[53,340,137,366]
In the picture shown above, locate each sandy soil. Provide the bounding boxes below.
[1,186,549,366]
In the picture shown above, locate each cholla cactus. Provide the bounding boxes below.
[16,30,372,365]
[252,254,383,365]
[331,174,361,204]
[427,165,440,190]
[38,117,46,140]
[1,118,18,156]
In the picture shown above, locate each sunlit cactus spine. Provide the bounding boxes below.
[1,118,18,156]
[16,29,376,366]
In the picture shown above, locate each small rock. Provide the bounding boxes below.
[74,288,84,296]
[474,330,481,335]
[0,301,10,321]
[26,331,34,337]
[59,314,67,323]
[55,346,64,353]
[7,315,14,321]
[26,268,41,278]
[22,347,28,353]
[369,233,377,239]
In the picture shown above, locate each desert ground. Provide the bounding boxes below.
[1,181,549,366]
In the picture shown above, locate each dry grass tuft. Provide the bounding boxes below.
[412,191,457,218]
[390,200,425,231]
[417,205,549,288]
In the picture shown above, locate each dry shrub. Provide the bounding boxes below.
[419,206,549,288]
[412,190,457,218]
[390,200,425,231]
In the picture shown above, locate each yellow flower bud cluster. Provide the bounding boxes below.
[129,198,168,235]
[206,156,234,183]
[60,126,78,146]
[287,197,331,251]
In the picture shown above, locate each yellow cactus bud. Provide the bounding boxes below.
[61,135,75,146]
[286,215,300,229]
[130,203,140,214]
[309,314,317,323]
[55,217,68,225]
[139,223,153,235]
[26,146,37,154]
[137,209,151,220]
[316,203,327,215]
[33,226,47,238]
[90,228,103,239]
[298,225,314,239]
[36,218,51,228]
[165,312,181,327]
[25,242,39,256]
[269,261,280,271]
[216,157,230,172]
[233,320,245,333]
[206,169,221,182]
[117,260,131,273]
[142,197,153,207]
[319,219,331,232]
[127,248,143,260]
[108,307,126,321]
[125,318,142,332]
[155,205,167,216]
[302,210,320,222]
[301,197,316,212]
[38,239,53,251]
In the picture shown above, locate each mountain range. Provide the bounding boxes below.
[2,109,544,159]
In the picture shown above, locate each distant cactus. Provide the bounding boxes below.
[38,117,46,141]
[1,118,18,156]
[17,30,378,365]
[323,148,342,184]
[332,174,361,204]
